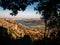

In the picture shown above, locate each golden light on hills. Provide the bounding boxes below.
[0,18,57,41]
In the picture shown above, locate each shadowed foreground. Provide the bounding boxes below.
[0,25,60,45]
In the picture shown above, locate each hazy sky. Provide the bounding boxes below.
[0,2,42,19]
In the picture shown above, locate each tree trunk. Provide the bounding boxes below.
[44,19,47,38]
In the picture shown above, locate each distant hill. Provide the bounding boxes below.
[2,18,40,20]
[23,19,44,25]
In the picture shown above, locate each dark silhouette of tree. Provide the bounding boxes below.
[0,26,11,45]
[0,0,38,15]
[34,0,60,38]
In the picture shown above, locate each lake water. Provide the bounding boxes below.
[16,20,39,26]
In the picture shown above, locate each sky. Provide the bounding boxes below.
[0,2,42,19]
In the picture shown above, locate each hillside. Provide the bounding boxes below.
[22,19,44,25]
[0,18,57,41]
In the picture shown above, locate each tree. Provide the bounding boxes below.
[0,0,38,15]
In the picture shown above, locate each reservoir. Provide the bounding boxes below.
[16,20,39,26]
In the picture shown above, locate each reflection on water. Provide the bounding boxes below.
[16,20,39,26]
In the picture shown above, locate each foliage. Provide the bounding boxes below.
[0,0,38,15]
